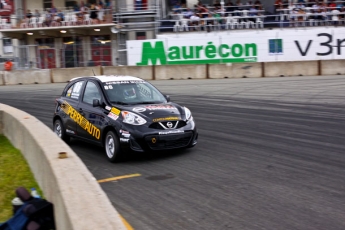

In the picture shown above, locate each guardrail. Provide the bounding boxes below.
[0,104,126,230]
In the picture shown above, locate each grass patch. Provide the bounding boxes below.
[0,135,41,222]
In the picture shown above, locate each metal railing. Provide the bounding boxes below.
[11,41,115,70]
[157,9,345,33]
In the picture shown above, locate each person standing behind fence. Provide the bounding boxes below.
[97,3,104,22]
[4,59,13,71]
[90,4,99,23]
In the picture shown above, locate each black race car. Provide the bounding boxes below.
[53,75,198,162]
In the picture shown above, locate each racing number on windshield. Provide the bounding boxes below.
[66,81,83,100]
[71,82,83,100]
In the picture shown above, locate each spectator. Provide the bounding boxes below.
[254,0,262,7]
[57,10,64,22]
[274,0,282,16]
[50,5,57,14]
[339,6,345,20]
[295,2,306,9]
[105,0,111,9]
[80,1,88,13]
[328,0,337,9]
[214,1,221,10]
[336,1,344,9]
[33,9,40,18]
[90,4,99,23]
[173,2,181,13]
[312,1,320,10]
[197,5,209,18]
[206,13,214,32]
[26,10,32,19]
[44,10,52,26]
[307,0,315,7]
[190,13,200,29]
[4,59,13,71]
[235,0,243,11]
[97,3,105,22]
[74,2,80,11]
[225,2,235,13]
[319,2,327,10]
[249,4,258,16]
[246,0,253,7]
[182,8,194,18]
[296,8,306,25]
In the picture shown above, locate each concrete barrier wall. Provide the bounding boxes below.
[155,65,206,80]
[265,61,319,77]
[0,103,126,230]
[3,70,51,85]
[321,60,345,75]
[103,66,153,80]
[1,60,343,85]
[51,66,102,83]
[209,63,262,78]
[0,72,4,85]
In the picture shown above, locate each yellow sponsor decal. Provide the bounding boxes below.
[111,107,121,116]
[152,116,180,122]
[152,138,156,143]
[61,101,101,139]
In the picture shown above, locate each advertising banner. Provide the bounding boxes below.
[127,27,345,66]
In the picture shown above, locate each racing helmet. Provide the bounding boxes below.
[122,85,136,99]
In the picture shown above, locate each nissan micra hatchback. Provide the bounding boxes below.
[53,75,198,162]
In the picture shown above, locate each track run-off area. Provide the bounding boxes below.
[1,75,345,230]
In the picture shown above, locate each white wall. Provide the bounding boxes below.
[27,0,43,11]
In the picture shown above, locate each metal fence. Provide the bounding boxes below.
[12,40,115,70]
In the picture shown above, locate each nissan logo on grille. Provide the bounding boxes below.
[167,122,173,128]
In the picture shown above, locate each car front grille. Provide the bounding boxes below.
[145,132,193,150]
[149,120,187,130]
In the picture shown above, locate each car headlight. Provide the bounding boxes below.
[184,107,192,121]
[121,111,146,125]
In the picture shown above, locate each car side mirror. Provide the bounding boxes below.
[93,99,101,107]
[165,95,171,102]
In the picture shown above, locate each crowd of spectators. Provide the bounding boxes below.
[170,0,345,31]
[171,0,264,31]
[21,0,112,28]
[274,0,345,26]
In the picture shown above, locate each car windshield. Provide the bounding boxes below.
[103,80,167,105]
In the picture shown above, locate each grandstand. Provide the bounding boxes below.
[160,0,345,32]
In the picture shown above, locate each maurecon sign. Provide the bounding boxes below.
[127,39,257,66]
[126,27,345,66]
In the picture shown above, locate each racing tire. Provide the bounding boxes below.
[53,119,70,143]
[104,131,122,163]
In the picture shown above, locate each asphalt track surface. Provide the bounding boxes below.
[1,76,345,230]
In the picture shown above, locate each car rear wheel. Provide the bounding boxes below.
[53,119,70,143]
[105,131,121,162]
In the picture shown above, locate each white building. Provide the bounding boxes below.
[0,0,168,68]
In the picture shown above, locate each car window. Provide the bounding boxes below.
[103,80,166,105]
[137,83,161,100]
[65,81,84,100]
[83,81,102,105]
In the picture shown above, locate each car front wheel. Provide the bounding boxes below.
[53,119,70,143]
[105,131,121,162]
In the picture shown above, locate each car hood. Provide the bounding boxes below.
[115,103,185,122]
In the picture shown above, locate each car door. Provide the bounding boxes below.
[76,80,106,143]
[60,80,85,136]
